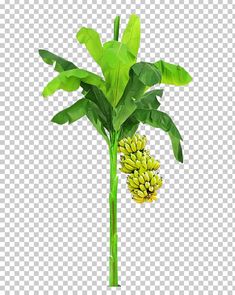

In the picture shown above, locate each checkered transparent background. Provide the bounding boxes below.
[1,0,235,294]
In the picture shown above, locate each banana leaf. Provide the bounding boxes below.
[39,49,77,72]
[42,68,106,97]
[155,60,192,86]
[133,109,183,162]
[76,28,103,66]
[121,14,140,58]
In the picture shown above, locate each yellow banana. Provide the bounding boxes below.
[137,190,145,198]
[138,175,145,184]
[134,170,139,177]
[147,158,154,170]
[118,139,125,147]
[135,160,141,169]
[136,150,142,160]
[131,142,137,152]
[124,163,135,171]
[125,143,132,153]
[142,161,147,171]
[144,172,150,182]
[145,182,150,189]
[125,158,136,167]
[130,153,136,161]
[128,179,139,189]
[139,184,146,191]
[148,171,154,179]
[118,146,129,154]
[132,196,144,203]
[150,177,156,186]
[153,160,160,170]
[120,167,132,173]
[136,140,142,150]
[133,177,139,185]
[149,186,154,192]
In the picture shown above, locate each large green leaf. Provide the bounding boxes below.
[51,98,88,124]
[42,68,105,97]
[76,28,103,66]
[101,41,136,107]
[133,109,183,162]
[39,49,77,72]
[81,82,113,131]
[119,62,162,105]
[136,89,163,110]
[132,62,162,86]
[119,115,139,140]
[113,88,163,132]
[77,25,138,107]
[51,98,109,143]
[121,14,140,58]
[86,101,109,143]
[155,60,192,86]
[112,96,137,131]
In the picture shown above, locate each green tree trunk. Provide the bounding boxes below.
[109,131,119,287]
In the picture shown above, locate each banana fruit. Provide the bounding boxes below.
[118,133,163,204]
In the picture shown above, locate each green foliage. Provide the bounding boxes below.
[112,96,137,131]
[80,82,112,131]
[121,14,140,58]
[101,41,136,107]
[51,98,88,124]
[51,97,109,143]
[39,13,192,162]
[119,62,162,105]
[133,109,183,162]
[42,68,105,97]
[76,28,103,66]
[113,16,120,41]
[132,62,162,86]
[155,60,192,86]
[38,49,77,72]
[135,89,163,110]
[119,116,139,140]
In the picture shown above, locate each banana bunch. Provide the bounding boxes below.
[118,134,147,154]
[118,133,163,204]
[128,170,163,203]
[120,151,160,174]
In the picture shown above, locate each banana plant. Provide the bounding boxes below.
[39,14,192,287]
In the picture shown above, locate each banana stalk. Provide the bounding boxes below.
[109,130,120,287]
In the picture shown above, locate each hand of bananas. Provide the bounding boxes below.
[118,134,163,204]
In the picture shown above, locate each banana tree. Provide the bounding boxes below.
[39,14,192,287]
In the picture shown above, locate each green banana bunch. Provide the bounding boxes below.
[119,151,160,174]
[118,134,147,154]
[118,133,163,204]
[128,170,163,203]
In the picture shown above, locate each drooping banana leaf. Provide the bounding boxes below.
[113,88,163,131]
[80,82,113,131]
[112,96,137,131]
[133,109,183,162]
[85,101,110,143]
[155,60,192,86]
[121,14,140,58]
[119,115,140,140]
[39,49,77,72]
[42,68,106,97]
[76,28,103,66]
[51,98,109,143]
[51,98,88,124]
[119,62,162,104]
[111,62,163,131]
[135,89,163,110]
